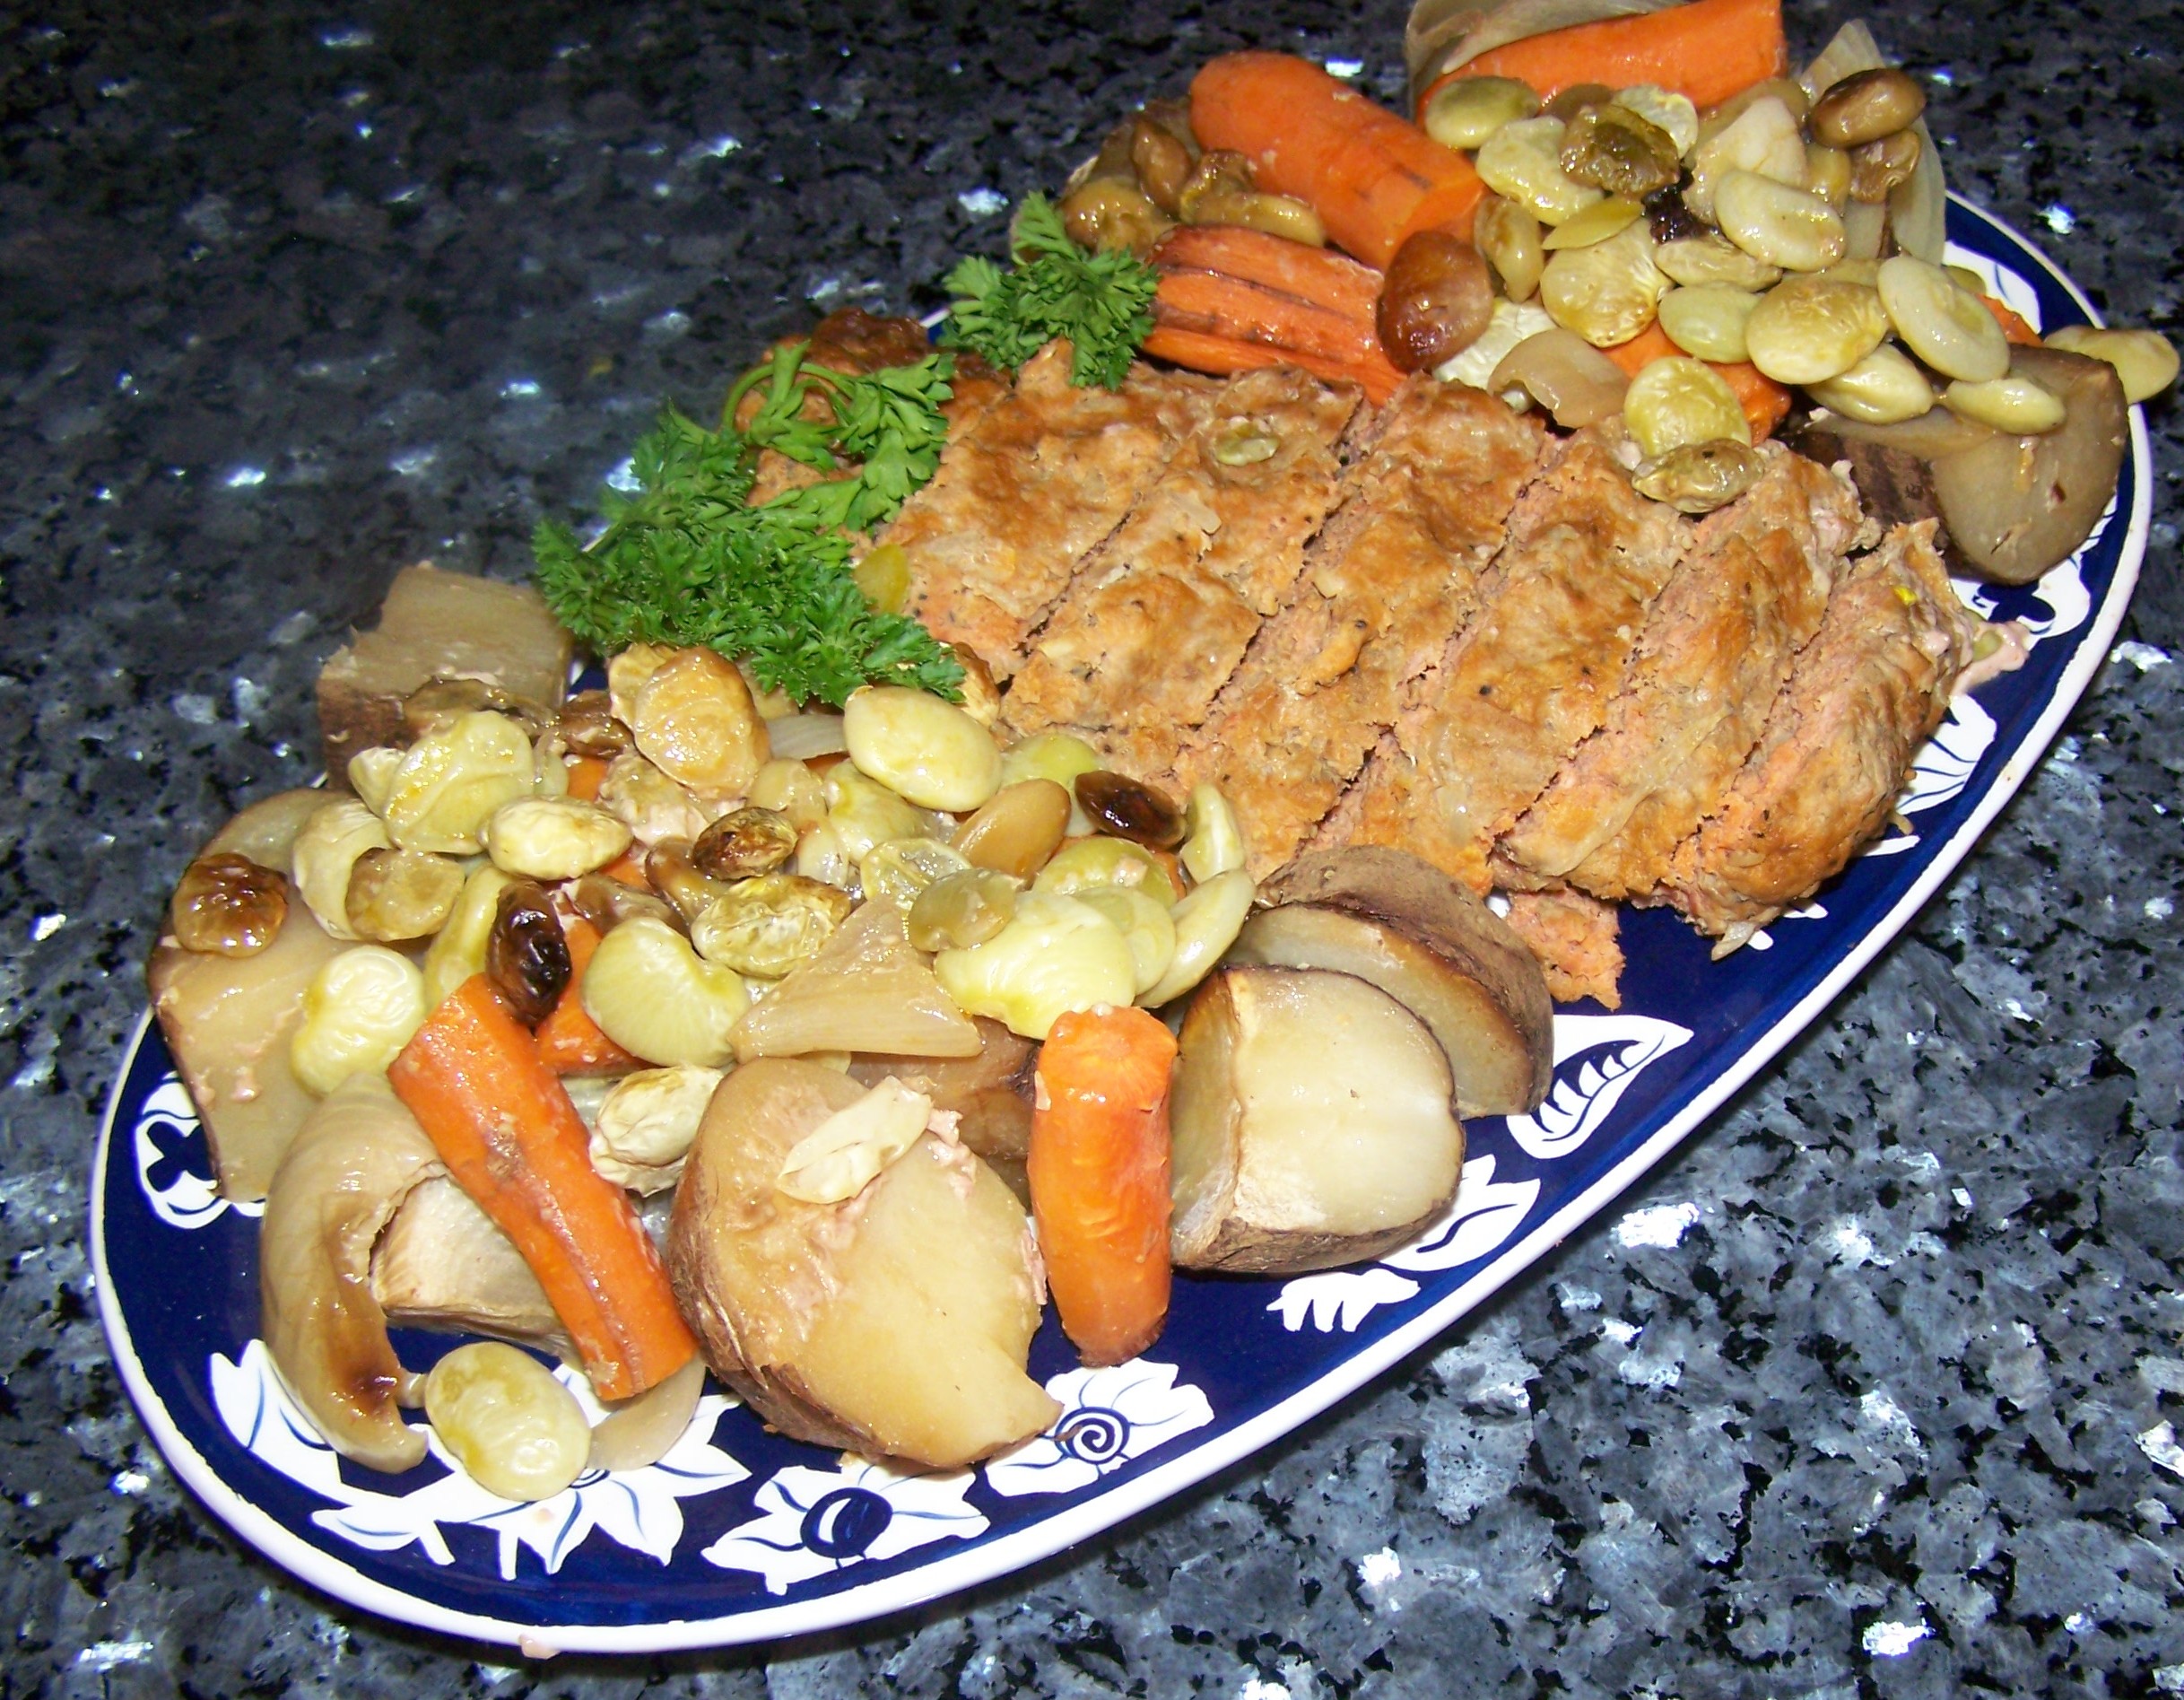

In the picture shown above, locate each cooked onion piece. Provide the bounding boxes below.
[260,1073,443,1470]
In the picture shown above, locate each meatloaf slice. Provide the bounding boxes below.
[1501,888,1626,1011]
[1171,379,1546,876]
[1662,519,1980,948]
[1497,447,1868,900]
[1340,426,1690,895]
[999,366,1361,763]
[873,341,1214,677]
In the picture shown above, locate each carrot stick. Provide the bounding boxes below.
[1421,0,1788,114]
[1191,53,1484,270]
[389,975,697,1399]
[1605,322,1793,442]
[1143,325,1407,405]
[1151,226,1385,323]
[1027,1005,1179,1367]
[535,917,643,1076]
[1154,270,1382,366]
[565,755,609,802]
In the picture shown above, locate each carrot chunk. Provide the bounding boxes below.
[1027,1005,1179,1366]
[389,974,697,1399]
[535,916,644,1076]
[1420,0,1788,114]
[1605,322,1793,443]
[1191,53,1484,271]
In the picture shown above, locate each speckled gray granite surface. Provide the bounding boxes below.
[3,0,2180,1694]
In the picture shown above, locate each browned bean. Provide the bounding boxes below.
[1559,105,1682,199]
[555,689,631,759]
[1808,67,1926,149]
[1849,128,1922,204]
[1544,82,1614,123]
[953,779,1072,879]
[1376,231,1496,373]
[1059,179,1170,255]
[404,677,548,742]
[170,852,289,956]
[487,880,570,1027]
[1075,772,1186,850]
[1129,115,1195,214]
[691,806,798,881]
[568,872,683,937]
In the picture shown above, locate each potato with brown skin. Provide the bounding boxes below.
[666,1059,1059,1468]
[848,1016,1037,1203]
[1170,965,1465,1275]
[1238,847,1554,1116]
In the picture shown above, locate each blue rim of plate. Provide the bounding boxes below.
[91,195,2152,1654]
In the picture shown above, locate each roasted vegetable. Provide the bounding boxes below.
[666,1060,1060,1467]
[1170,965,1465,1274]
[1238,847,1554,1117]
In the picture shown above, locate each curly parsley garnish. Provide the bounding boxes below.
[941,194,1158,389]
[533,343,964,707]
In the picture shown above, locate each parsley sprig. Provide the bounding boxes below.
[533,343,965,706]
[942,194,1158,389]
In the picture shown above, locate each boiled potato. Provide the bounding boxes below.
[666,1059,1059,1467]
[1235,847,1555,1117]
[1170,965,1464,1275]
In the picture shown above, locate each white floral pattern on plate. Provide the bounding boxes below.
[703,1459,987,1594]
[1506,1014,1694,1164]
[210,1338,748,1578]
[986,1361,1214,1497]
[1269,1153,1544,1335]
[135,1072,260,1230]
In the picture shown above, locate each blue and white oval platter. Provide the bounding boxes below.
[92,197,2152,1653]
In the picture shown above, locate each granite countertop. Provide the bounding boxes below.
[4,0,2180,1693]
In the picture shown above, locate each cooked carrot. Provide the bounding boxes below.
[1982,294,2041,345]
[1605,322,1793,442]
[600,848,650,888]
[1027,1005,1179,1367]
[389,974,698,1399]
[1152,226,1385,323]
[1191,53,1484,270]
[1142,325,1407,405]
[1154,270,1381,366]
[1422,0,1788,114]
[565,754,609,802]
[535,917,643,1076]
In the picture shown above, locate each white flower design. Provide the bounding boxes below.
[702,1459,987,1594]
[1385,1154,1543,1274]
[1268,1268,1421,1334]
[1505,1014,1693,1163]
[1900,692,1997,817]
[1268,1153,1549,1335]
[985,1361,1214,1496]
[135,1072,260,1230]
[210,1338,748,1578]
[2024,549,2096,643]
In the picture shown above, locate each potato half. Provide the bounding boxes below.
[1170,965,1465,1274]
[666,1059,1059,1468]
[1240,847,1554,1116]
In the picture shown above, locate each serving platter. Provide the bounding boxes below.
[91,196,2150,1654]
